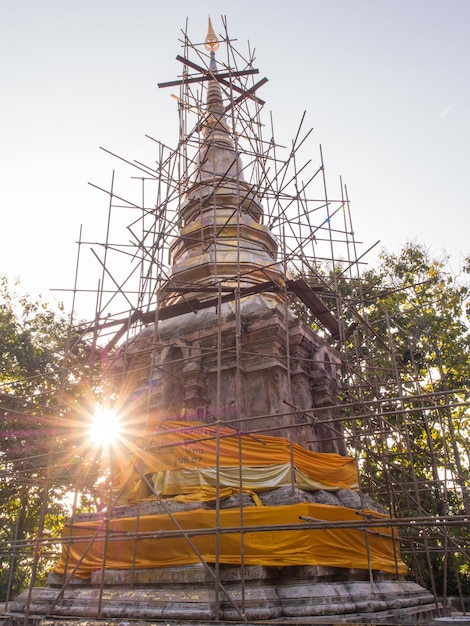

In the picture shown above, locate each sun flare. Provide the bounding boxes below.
[89,408,122,447]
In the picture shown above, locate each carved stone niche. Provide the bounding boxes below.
[309,347,346,455]
[182,359,208,421]
[144,340,209,422]
[311,350,339,407]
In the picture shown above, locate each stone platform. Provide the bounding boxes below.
[8,564,438,625]
[6,485,438,625]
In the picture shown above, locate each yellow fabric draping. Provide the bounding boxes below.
[131,464,354,503]
[116,420,359,502]
[54,502,406,579]
[149,463,292,501]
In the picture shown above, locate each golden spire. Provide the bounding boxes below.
[205,17,219,52]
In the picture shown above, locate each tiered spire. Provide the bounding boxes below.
[162,19,285,305]
[195,19,244,184]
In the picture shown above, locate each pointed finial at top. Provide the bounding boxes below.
[205,17,219,52]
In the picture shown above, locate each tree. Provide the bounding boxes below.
[365,246,468,595]
[0,277,99,602]
[298,243,470,596]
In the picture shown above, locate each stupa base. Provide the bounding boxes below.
[8,564,437,625]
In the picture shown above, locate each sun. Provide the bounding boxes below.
[89,407,122,447]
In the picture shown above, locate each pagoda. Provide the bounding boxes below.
[10,19,436,625]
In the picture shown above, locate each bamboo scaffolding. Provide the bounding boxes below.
[1,17,469,623]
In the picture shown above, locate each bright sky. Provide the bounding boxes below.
[1,1,469,317]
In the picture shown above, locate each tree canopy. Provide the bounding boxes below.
[0,277,102,601]
[301,243,470,595]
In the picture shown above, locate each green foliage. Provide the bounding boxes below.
[293,243,470,597]
[0,277,98,602]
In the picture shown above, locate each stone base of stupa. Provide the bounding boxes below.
[7,486,438,625]
[9,563,437,625]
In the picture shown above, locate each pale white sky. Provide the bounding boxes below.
[1,1,469,318]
